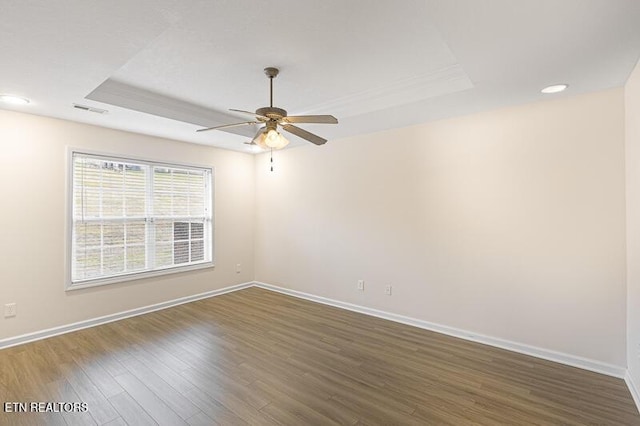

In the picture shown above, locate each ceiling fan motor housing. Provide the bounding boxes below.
[256,106,287,121]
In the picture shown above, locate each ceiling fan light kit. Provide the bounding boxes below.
[259,125,290,149]
[197,67,338,150]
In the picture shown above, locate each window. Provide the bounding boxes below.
[69,151,213,289]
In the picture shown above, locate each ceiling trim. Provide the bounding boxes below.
[86,79,258,137]
[301,64,473,117]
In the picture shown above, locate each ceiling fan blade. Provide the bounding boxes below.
[196,121,258,132]
[282,115,338,124]
[230,108,269,121]
[281,124,327,145]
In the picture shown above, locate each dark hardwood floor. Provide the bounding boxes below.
[0,287,638,425]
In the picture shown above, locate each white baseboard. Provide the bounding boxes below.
[626,371,640,412]
[254,281,627,379]
[0,280,628,381]
[0,282,253,350]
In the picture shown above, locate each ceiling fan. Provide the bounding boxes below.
[197,67,338,149]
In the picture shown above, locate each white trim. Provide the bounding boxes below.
[67,261,215,291]
[254,281,627,378]
[65,146,216,172]
[0,280,629,382]
[626,371,640,413]
[64,146,73,291]
[0,282,252,351]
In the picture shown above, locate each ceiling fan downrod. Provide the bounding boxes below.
[264,67,279,108]
[256,67,287,121]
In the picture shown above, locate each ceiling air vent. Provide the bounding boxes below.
[73,103,108,114]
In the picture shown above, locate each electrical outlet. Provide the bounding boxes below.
[385,285,392,296]
[236,263,241,273]
[4,303,16,318]
[357,280,365,291]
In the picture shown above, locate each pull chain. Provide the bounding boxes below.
[270,148,274,172]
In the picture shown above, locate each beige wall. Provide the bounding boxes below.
[0,110,255,340]
[255,88,627,366]
[0,86,630,370]
[627,60,640,385]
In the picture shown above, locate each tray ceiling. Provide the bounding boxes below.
[1,0,640,152]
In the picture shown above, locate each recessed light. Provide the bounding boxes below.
[0,94,31,105]
[541,84,568,94]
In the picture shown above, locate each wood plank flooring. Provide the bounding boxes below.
[0,287,638,425]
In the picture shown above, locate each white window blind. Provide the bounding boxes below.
[70,152,212,287]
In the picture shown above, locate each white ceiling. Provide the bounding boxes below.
[2,0,640,153]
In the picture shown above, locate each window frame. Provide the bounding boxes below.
[65,148,215,291]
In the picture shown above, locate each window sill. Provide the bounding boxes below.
[66,261,215,291]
